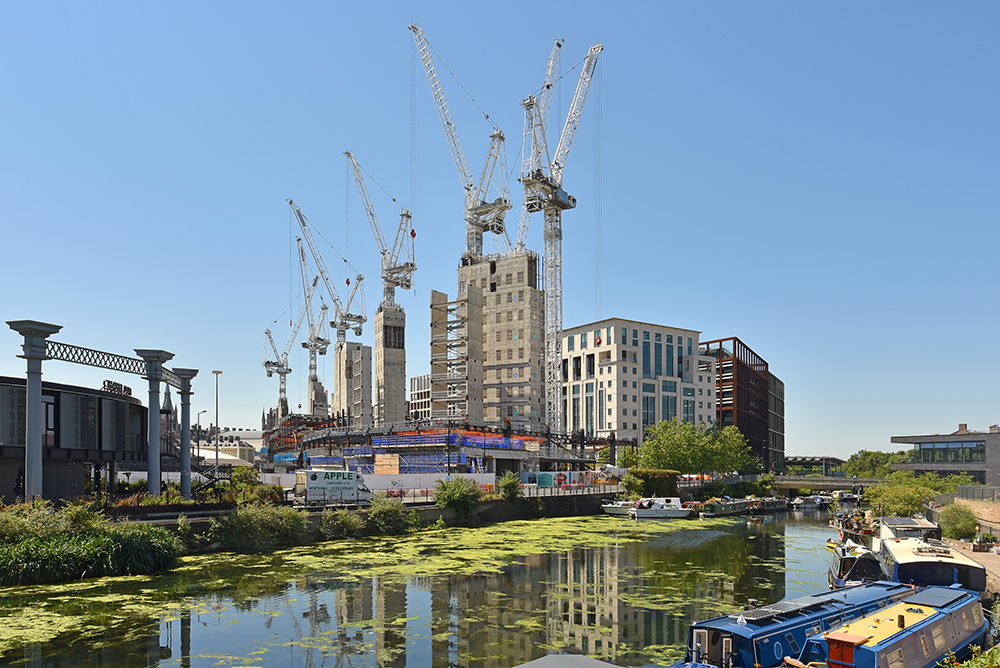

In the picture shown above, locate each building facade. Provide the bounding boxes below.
[700,337,782,471]
[891,423,1000,485]
[559,318,717,445]
[408,373,431,422]
[373,305,406,428]
[333,342,372,431]
[457,250,545,430]
[0,376,147,501]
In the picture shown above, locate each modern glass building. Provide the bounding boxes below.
[891,423,999,484]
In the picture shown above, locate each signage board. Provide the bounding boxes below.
[305,470,365,493]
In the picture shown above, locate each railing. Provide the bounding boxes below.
[328,481,627,506]
[957,485,1000,502]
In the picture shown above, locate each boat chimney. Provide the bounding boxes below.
[897,614,905,629]
[748,598,758,610]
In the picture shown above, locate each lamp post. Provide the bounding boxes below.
[212,370,222,473]
[196,409,207,453]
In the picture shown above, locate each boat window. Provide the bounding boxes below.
[961,611,969,630]
[972,603,983,626]
[825,615,842,629]
[931,625,947,650]
[887,647,906,668]
[694,629,709,662]
[783,633,800,655]
[898,562,954,587]
[957,566,987,592]
[722,636,733,668]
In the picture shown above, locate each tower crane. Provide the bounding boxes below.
[287,199,366,346]
[264,268,320,419]
[518,40,603,435]
[409,23,512,261]
[344,150,416,309]
[297,239,331,416]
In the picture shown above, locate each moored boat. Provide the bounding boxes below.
[792,495,834,510]
[747,497,789,515]
[784,585,986,668]
[829,542,882,588]
[669,581,920,668]
[693,498,748,517]
[600,499,634,516]
[628,497,694,520]
[873,537,987,600]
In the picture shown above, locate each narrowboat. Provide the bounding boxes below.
[792,495,835,510]
[829,543,882,588]
[694,498,749,517]
[628,497,694,520]
[874,538,987,599]
[670,581,919,668]
[748,497,790,515]
[785,585,986,668]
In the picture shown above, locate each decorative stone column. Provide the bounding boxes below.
[135,350,174,496]
[173,368,199,500]
[6,320,63,500]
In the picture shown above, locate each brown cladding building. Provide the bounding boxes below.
[700,337,783,472]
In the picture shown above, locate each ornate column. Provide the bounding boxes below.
[6,320,63,500]
[173,368,199,500]
[135,350,174,496]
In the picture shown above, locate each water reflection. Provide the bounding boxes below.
[1,514,836,667]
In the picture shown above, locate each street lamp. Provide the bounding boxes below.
[212,370,222,473]
[196,409,207,453]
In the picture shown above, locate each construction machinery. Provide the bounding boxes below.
[344,150,416,308]
[518,40,603,435]
[287,199,366,345]
[344,150,416,427]
[297,240,331,416]
[409,23,512,262]
[264,246,320,419]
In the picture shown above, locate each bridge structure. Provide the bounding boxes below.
[771,475,885,493]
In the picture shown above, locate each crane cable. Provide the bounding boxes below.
[425,38,498,131]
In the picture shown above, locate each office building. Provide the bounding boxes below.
[559,318,717,445]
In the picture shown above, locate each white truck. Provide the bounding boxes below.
[294,468,372,507]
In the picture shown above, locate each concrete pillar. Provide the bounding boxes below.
[173,369,199,500]
[7,320,62,500]
[135,350,174,496]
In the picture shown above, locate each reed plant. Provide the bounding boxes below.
[0,501,183,585]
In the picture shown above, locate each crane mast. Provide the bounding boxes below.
[287,198,366,346]
[264,271,320,418]
[518,41,603,436]
[409,23,512,261]
[344,150,416,309]
[297,239,331,415]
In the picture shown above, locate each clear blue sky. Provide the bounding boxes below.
[2,3,998,457]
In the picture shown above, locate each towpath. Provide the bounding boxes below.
[943,538,1000,598]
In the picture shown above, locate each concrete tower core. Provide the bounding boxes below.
[374,305,406,428]
[457,250,545,430]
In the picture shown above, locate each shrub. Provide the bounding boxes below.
[366,494,411,536]
[497,471,522,502]
[208,503,309,553]
[320,509,367,540]
[434,477,483,517]
[940,503,978,540]
[0,521,183,585]
[621,469,679,498]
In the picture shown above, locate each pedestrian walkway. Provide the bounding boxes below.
[943,538,1000,598]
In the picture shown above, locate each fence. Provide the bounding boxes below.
[307,481,626,506]
[957,485,1000,502]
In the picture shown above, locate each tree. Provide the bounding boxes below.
[230,466,260,488]
[863,483,936,516]
[939,504,978,540]
[638,418,756,475]
[843,450,898,478]
[434,477,483,517]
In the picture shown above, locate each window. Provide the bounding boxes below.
[683,399,695,423]
[662,395,677,421]
[567,335,574,352]
[662,380,676,393]
[632,395,637,403]
[632,381,637,389]
[655,332,661,342]
[622,380,627,388]
[642,396,656,430]
[643,331,649,340]
[664,345,674,376]
[642,341,651,378]
[642,383,655,393]
[594,329,601,345]
[654,343,662,376]
[688,337,693,355]
[621,327,627,345]
[683,387,695,397]
[699,388,703,395]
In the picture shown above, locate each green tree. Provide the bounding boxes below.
[639,419,756,475]
[230,466,260,488]
[843,450,898,478]
[939,504,978,540]
[863,483,936,516]
[496,471,522,502]
[434,477,483,517]
[617,446,640,468]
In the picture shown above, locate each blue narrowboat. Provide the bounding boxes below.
[671,581,919,668]
[874,538,987,599]
[784,585,986,668]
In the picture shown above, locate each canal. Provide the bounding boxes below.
[0,511,837,667]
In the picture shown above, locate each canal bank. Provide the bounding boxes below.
[943,537,1000,599]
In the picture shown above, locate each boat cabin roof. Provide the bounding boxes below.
[881,538,982,568]
[824,588,973,649]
